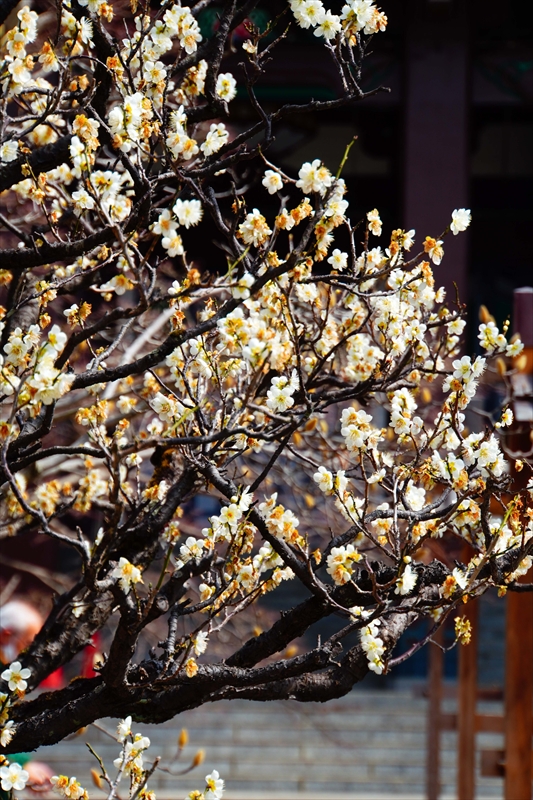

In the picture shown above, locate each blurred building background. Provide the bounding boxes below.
[205,0,533,338]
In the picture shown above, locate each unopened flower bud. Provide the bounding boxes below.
[479,305,494,324]
[496,358,506,376]
[91,769,103,789]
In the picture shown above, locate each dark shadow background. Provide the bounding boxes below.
[196,0,533,340]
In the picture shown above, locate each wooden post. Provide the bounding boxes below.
[427,625,444,800]
[504,584,533,799]
[457,597,479,799]
[504,286,533,800]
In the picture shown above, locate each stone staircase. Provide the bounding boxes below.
[32,684,505,799]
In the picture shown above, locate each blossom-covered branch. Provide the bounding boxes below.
[0,2,530,798]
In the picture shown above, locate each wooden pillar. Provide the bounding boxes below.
[504,584,533,799]
[457,597,479,799]
[503,286,533,800]
[427,625,444,800]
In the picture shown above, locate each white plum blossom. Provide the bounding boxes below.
[266,371,299,412]
[313,466,333,493]
[368,468,386,485]
[116,716,132,742]
[98,274,134,296]
[293,0,326,29]
[315,10,342,39]
[506,338,524,357]
[496,408,513,428]
[404,482,425,511]
[150,391,185,422]
[168,280,182,296]
[262,169,283,194]
[173,198,203,228]
[334,470,349,495]
[72,188,95,214]
[194,631,209,656]
[50,774,86,798]
[0,720,15,746]
[216,72,237,102]
[326,543,362,585]
[452,567,469,591]
[367,208,382,236]
[201,123,228,156]
[175,536,206,569]
[475,435,506,478]
[162,233,184,257]
[360,620,385,675]
[395,563,418,595]
[111,557,143,594]
[0,763,29,792]
[327,249,348,270]
[231,272,255,300]
[1,661,31,692]
[238,209,272,247]
[113,734,151,773]
[153,209,178,237]
[204,769,225,800]
[432,451,465,486]
[450,208,471,234]
[478,321,508,354]
[0,140,19,162]
[296,159,333,196]
[289,0,388,39]
[424,237,444,265]
[46,325,67,352]
[341,407,377,451]
[218,502,242,531]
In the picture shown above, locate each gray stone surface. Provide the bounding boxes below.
[30,684,506,799]
[477,589,506,687]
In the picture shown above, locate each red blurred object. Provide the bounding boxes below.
[81,632,101,678]
[39,668,64,689]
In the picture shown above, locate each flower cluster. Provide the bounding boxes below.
[152,198,203,258]
[341,408,380,452]
[50,775,89,799]
[111,558,144,594]
[0,0,527,775]
[290,0,387,41]
[360,619,386,675]
[238,209,273,248]
[0,662,33,782]
[266,371,299,412]
[326,544,362,585]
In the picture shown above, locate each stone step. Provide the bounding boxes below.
[128,794,499,800]
[36,687,505,798]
